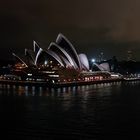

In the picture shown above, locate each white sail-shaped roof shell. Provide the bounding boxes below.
[56,33,82,70]
[33,40,40,54]
[79,53,89,70]
[99,62,110,71]
[93,63,105,71]
[48,42,77,68]
[93,62,110,72]
[12,53,28,67]
[35,48,64,67]
[46,50,65,67]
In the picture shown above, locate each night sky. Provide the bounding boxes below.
[1,0,140,61]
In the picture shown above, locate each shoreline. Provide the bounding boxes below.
[0,78,138,87]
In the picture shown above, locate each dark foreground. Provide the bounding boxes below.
[0,81,140,139]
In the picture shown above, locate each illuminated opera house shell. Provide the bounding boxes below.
[13,33,90,71]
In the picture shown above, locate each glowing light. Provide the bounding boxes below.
[91,59,95,63]
[27,73,32,76]
[44,60,48,65]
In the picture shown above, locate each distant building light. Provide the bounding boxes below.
[44,60,48,65]
[42,71,55,74]
[27,73,32,76]
[36,79,44,81]
[111,74,119,77]
[48,75,59,77]
[91,59,95,63]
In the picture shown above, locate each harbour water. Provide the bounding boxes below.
[0,81,140,139]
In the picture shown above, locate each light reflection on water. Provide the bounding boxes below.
[0,82,122,97]
[1,81,140,139]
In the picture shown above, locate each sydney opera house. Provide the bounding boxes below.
[9,33,112,83]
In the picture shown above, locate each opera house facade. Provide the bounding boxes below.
[10,33,111,83]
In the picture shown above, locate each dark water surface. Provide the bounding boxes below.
[0,81,140,139]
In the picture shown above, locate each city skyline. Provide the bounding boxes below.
[1,0,140,60]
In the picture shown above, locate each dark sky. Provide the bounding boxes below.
[1,0,140,61]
